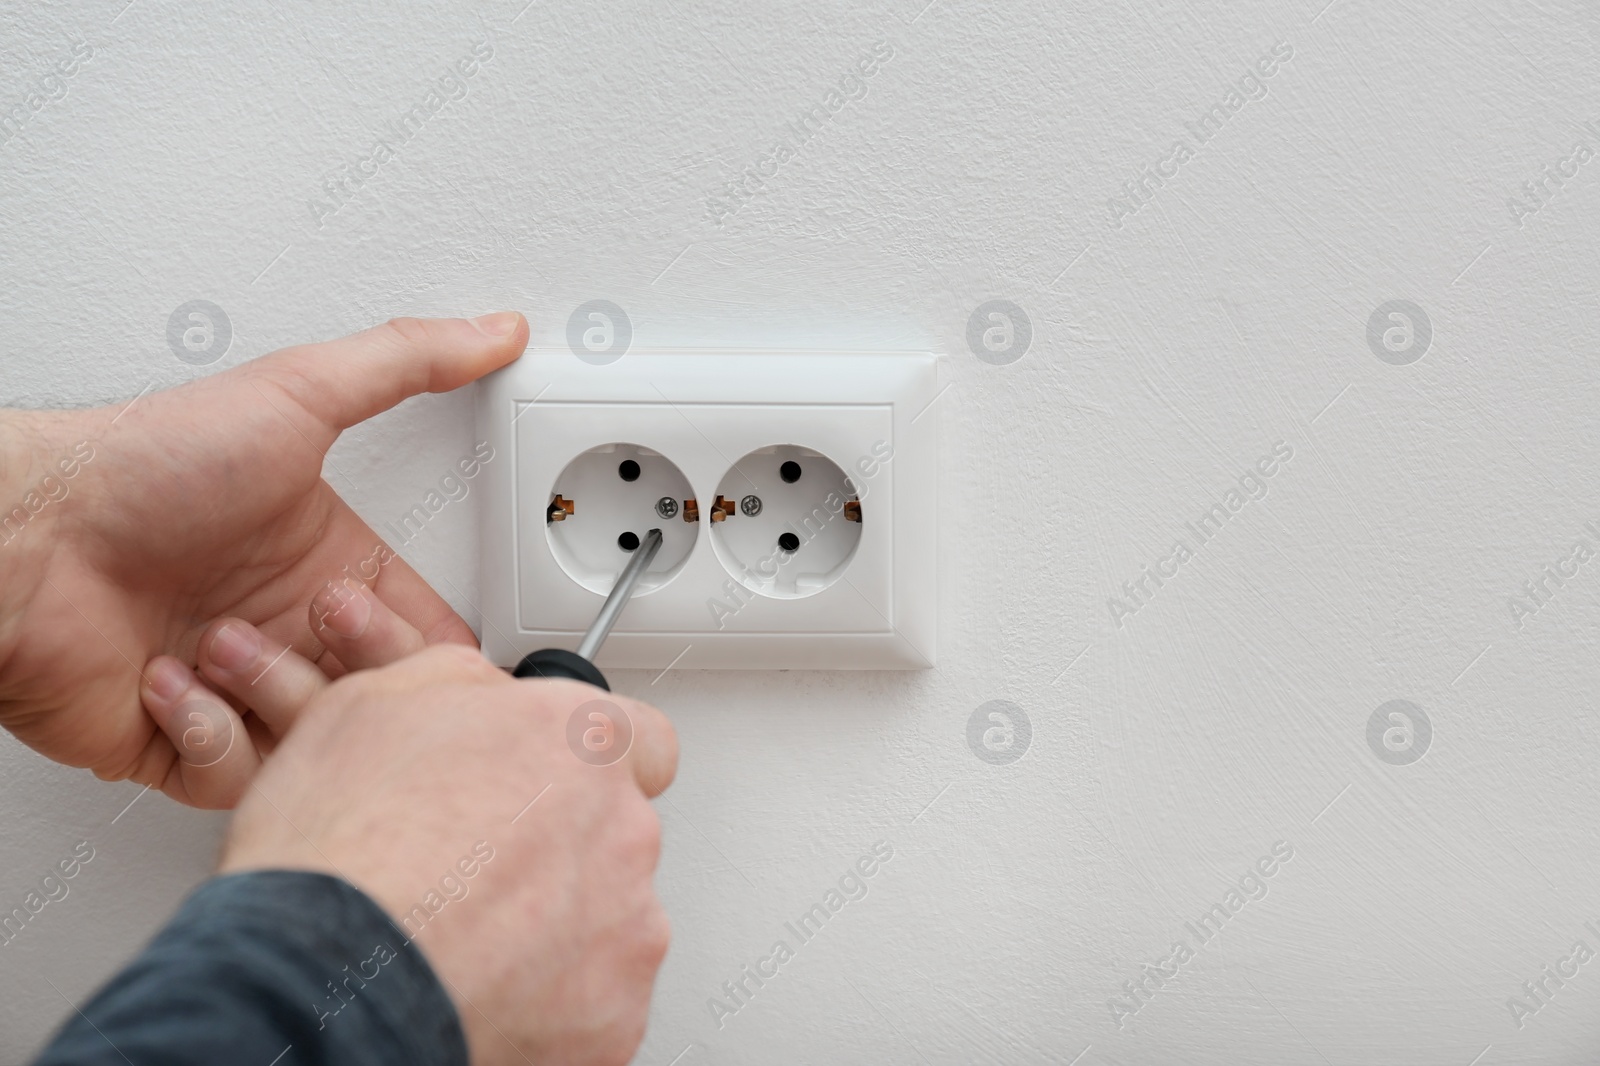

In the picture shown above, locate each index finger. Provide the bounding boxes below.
[529,680,678,798]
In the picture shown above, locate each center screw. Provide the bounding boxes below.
[740,494,763,517]
[655,497,679,519]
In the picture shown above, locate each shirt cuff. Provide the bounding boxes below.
[34,870,469,1066]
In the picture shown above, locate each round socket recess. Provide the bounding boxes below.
[546,443,695,596]
[710,445,862,599]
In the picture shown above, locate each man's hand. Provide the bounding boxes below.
[0,314,528,805]
[220,644,678,1066]
[138,576,442,806]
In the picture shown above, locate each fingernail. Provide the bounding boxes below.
[146,658,190,702]
[471,311,520,337]
[320,579,372,639]
[208,622,261,672]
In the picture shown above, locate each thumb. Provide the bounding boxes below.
[247,313,528,433]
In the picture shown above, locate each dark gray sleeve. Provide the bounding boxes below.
[32,870,469,1066]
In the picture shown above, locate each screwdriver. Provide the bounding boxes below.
[512,527,664,691]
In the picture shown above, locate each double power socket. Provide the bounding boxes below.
[477,350,937,670]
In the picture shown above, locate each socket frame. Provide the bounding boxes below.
[476,349,937,670]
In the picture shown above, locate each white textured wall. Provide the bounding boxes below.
[3,0,1600,1062]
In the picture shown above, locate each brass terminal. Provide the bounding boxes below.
[844,500,862,523]
[682,499,700,523]
[546,495,576,524]
[710,495,738,522]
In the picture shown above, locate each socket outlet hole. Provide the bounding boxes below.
[710,444,862,599]
[547,442,694,596]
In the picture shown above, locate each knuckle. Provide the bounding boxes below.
[320,666,390,711]
[599,995,655,1066]
[622,694,675,753]
[420,641,489,670]
[378,316,433,350]
[520,677,605,726]
[597,1039,640,1066]
[643,903,672,962]
[250,351,321,412]
[328,661,382,694]
[109,739,176,789]
[639,805,663,856]
[655,715,680,776]
[384,642,496,686]
[92,761,130,784]
[616,799,662,863]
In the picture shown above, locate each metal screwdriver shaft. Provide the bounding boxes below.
[512,528,663,690]
[578,528,663,660]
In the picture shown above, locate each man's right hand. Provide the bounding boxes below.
[217,643,678,1066]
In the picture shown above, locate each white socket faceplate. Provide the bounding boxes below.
[476,350,937,670]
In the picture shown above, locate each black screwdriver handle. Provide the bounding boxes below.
[512,647,609,691]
